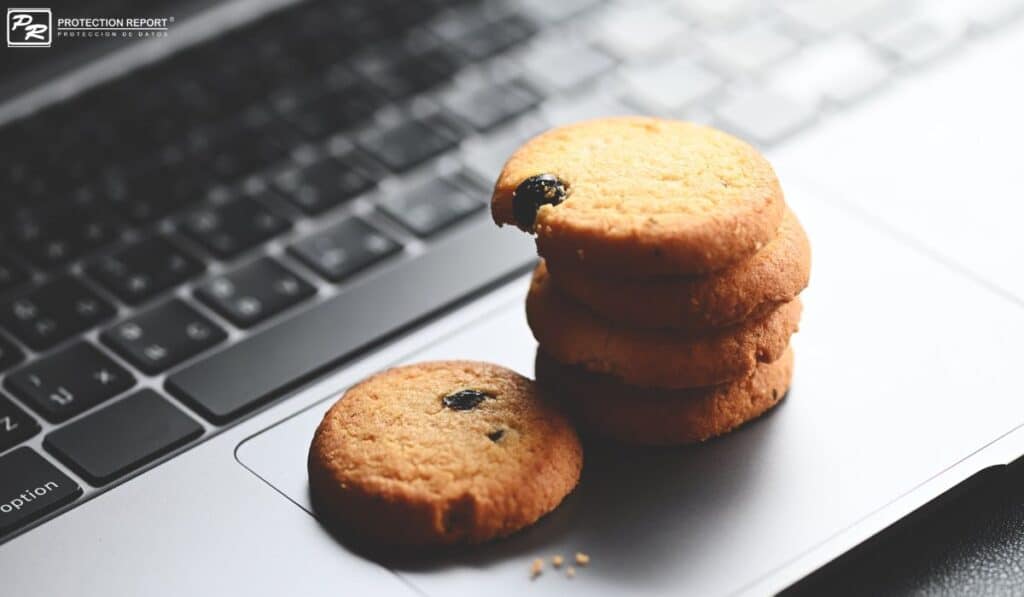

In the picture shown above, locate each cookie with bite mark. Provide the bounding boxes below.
[492,116,786,276]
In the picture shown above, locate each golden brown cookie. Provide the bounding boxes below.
[545,209,811,330]
[308,361,582,548]
[491,116,785,276]
[526,264,800,388]
[535,348,793,445]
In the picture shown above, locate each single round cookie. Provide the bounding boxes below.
[536,348,794,445]
[545,209,811,330]
[492,116,785,275]
[308,361,582,547]
[526,265,800,388]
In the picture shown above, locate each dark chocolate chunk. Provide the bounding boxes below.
[487,429,505,442]
[512,173,568,230]
[442,389,489,411]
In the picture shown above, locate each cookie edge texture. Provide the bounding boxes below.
[545,208,810,330]
[526,265,801,388]
[535,348,794,445]
[308,360,583,547]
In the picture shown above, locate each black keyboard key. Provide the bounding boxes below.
[116,162,212,224]
[366,0,434,33]
[0,277,115,351]
[272,76,384,139]
[0,395,40,451]
[282,91,380,139]
[357,113,463,173]
[195,257,315,328]
[101,299,227,375]
[289,218,400,282]
[449,14,538,61]
[180,197,290,259]
[352,45,462,101]
[88,237,204,305]
[0,448,81,536]
[379,175,483,237]
[44,389,203,486]
[0,334,24,373]
[167,218,534,424]
[0,254,29,293]
[274,153,377,215]
[443,77,542,131]
[8,205,121,269]
[195,107,304,180]
[5,343,134,423]
[183,40,273,112]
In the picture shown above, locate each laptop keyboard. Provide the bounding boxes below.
[0,0,1021,541]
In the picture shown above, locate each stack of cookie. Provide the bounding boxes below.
[491,117,810,446]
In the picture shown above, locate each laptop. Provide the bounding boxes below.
[2,0,1024,594]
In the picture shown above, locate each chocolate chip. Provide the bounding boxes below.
[512,174,568,230]
[442,389,489,411]
[487,429,505,442]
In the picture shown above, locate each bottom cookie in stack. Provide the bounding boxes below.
[535,348,794,446]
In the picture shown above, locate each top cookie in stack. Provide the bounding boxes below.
[490,117,810,446]
[492,117,786,276]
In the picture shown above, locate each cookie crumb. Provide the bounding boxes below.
[566,566,576,578]
[530,558,544,579]
[575,552,590,566]
[552,554,564,568]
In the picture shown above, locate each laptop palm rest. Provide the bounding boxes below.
[235,177,1024,596]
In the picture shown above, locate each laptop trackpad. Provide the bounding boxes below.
[236,182,1024,596]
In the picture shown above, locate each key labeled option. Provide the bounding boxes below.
[195,257,315,328]
[101,299,227,375]
[5,342,135,423]
[0,448,81,536]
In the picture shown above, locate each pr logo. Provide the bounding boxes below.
[7,8,52,47]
